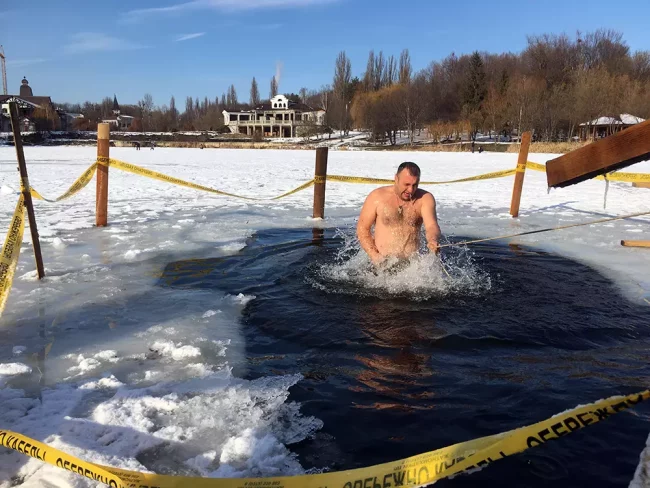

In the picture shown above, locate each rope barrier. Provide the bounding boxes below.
[439,210,650,249]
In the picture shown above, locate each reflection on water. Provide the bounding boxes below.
[159,227,650,487]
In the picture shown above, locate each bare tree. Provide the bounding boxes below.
[333,51,352,135]
[374,51,385,90]
[299,87,308,104]
[169,96,178,130]
[250,77,260,106]
[227,84,238,107]
[384,55,397,87]
[363,51,375,91]
[399,49,412,85]
[270,76,279,99]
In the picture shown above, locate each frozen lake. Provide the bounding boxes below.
[0,147,649,487]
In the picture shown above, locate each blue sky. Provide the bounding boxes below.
[2,0,649,106]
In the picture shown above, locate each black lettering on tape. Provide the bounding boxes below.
[627,394,644,405]
[577,412,593,427]
[435,462,444,475]
[527,436,543,448]
[612,401,628,413]
[551,422,568,437]
[57,458,64,468]
[17,440,25,453]
[564,417,581,433]
[594,408,609,421]
[383,473,392,487]
[393,471,405,486]
[538,428,553,443]
[363,477,373,488]
[353,480,363,488]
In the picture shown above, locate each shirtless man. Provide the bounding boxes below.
[357,162,441,265]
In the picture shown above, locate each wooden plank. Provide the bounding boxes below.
[547,119,650,188]
[621,240,650,248]
[633,182,650,188]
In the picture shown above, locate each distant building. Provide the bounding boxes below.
[101,95,135,131]
[578,113,645,141]
[0,78,58,132]
[222,94,325,138]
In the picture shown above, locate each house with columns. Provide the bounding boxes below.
[222,95,325,138]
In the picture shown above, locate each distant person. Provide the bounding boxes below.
[357,162,441,266]
[478,146,484,154]
[471,140,475,153]
[134,142,141,150]
[150,142,155,150]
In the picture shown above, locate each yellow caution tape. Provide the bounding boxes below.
[1,390,647,488]
[329,168,517,186]
[0,194,25,314]
[596,172,650,183]
[526,161,547,172]
[99,158,313,201]
[30,163,98,202]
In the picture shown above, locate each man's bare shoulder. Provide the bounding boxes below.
[367,186,393,201]
[415,188,434,202]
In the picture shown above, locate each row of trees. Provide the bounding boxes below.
[58,29,650,142]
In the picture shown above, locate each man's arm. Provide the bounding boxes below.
[357,191,383,264]
[421,192,442,253]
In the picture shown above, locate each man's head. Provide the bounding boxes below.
[394,162,421,202]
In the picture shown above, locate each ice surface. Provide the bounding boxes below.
[0,146,649,487]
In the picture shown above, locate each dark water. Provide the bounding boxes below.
[160,228,650,487]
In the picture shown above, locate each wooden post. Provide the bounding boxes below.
[509,131,532,218]
[313,147,328,219]
[9,102,45,279]
[633,182,650,189]
[621,240,650,248]
[96,123,110,227]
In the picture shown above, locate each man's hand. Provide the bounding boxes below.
[370,252,385,266]
[427,241,440,255]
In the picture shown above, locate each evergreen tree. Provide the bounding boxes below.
[250,77,260,106]
[463,51,487,111]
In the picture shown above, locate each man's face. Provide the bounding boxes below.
[394,170,419,202]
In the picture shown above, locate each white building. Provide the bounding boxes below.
[222,95,325,138]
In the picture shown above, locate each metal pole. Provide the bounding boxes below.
[9,102,45,279]
[96,123,110,226]
[312,147,328,219]
[510,131,532,218]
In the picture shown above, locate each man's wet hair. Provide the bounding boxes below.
[396,162,421,178]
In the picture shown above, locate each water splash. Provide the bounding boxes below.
[306,228,491,301]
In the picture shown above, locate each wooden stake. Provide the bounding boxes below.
[633,182,650,189]
[9,102,45,279]
[96,123,110,227]
[313,147,328,219]
[510,131,532,218]
[621,240,650,248]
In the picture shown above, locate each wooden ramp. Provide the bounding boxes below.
[547,119,650,188]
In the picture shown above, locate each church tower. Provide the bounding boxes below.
[112,94,120,116]
[19,77,33,97]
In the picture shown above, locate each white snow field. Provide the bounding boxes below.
[0,146,649,487]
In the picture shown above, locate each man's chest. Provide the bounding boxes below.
[377,202,422,227]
